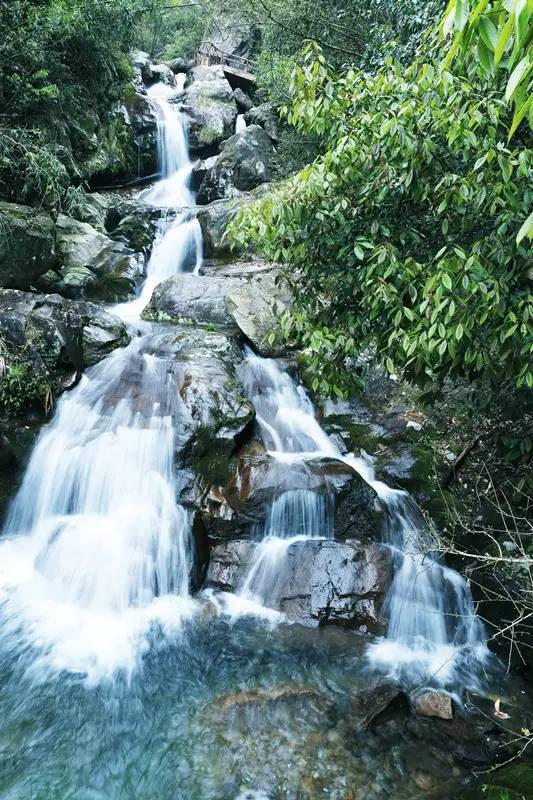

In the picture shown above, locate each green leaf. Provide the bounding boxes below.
[505,55,532,101]
[494,13,515,64]
[455,323,464,340]
[455,0,470,30]
[508,94,532,139]
[516,210,533,244]
[478,15,499,50]
[442,273,453,290]
[477,37,495,71]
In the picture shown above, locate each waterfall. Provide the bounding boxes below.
[0,79,203,682]
[235,351,489,689]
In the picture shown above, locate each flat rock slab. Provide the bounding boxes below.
[142,272,245,326]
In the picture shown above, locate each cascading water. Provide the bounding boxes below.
[0,79,203,682]
[235,352,335,605]
[235,350,489,689]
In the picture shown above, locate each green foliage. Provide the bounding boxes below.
[0,0,169,207]
[231,42,533,398]
[441,0,532,141]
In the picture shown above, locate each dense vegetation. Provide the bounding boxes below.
[231,6,532,401]
[0,0,172,208]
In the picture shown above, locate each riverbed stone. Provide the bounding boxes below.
[0,201,57,290]
[196,125,275,204]
[145,327,255,469]
[414,691,454,720]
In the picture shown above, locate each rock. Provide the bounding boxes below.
[197,195,248,259]
[206,683,337,732]
[234,87,254,112]
[414,691,453,720]
[244,102,280,141]
[149,63,177,86]
[166,57,193,74]
[191,156,219,193]
[226,268,292,356]
[206,18,256,68]
[206,540,255,590]
[142,272,245,326]
[182,66,238,155]
[105,197,165,256]
[0,201,57,290]
[43,214,144,301]
[206,537,392,630]
[121,87,159,179]
[196,125,275,203]
[64,189,115,233]
[132,50,153,86]
[0,289,129,414]
[349,682,407,730]
[144,327,255,466]
[305,457,384,541]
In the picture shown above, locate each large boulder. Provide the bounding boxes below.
[196,188,268,259]
[234,87,254,112]
[166,57,193,74]
[244,102,280,141]
[225,268,292,356]
[182,66,238,155]
[206,537,392,631]
[0,289,129,414]
[149,63,176,86]
[141,327,255,468]
[184,446,383,544]
[38,214,144,301]
[105,197,166,256]
[142,272,246,327]
[196,125,275,204]
[0,201,57,290]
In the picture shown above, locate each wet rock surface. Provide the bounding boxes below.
[206,537,392,630]
[414,690,454,719]
[244,102,280,141]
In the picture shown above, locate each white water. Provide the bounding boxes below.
[0,79,203,682]
[116,83,203,323]
[235,352,335,604]
[235,351,489,688]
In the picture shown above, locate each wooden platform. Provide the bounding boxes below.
[222,64,256,87]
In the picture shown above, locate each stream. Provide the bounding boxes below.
[0,78,504,800]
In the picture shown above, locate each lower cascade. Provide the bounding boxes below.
[0,49,512,800]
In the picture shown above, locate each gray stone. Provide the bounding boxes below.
[0,201,57,290]
[244,102,280,141]
[182,66,238,155]
[206,537,392,630]
[166,57,193,74]
[234,88,254,112]
[150,63,177,86]
[44,214,144,301]
[349,682,406,731]
[142,272,245,326]
[225,268,292,356]
[0,288,129,412]
[196,125,275,203]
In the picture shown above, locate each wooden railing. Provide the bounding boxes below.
[194,41,255,74]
